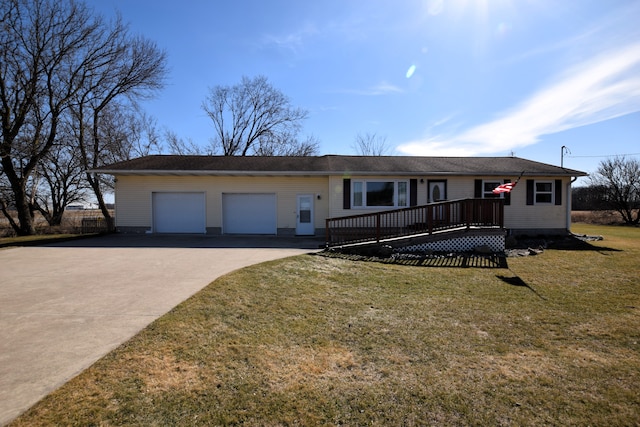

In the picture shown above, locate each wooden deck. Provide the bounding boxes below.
[325,198,504,247]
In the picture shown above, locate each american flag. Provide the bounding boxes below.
[492,171,525,194]
[492,182,515,194]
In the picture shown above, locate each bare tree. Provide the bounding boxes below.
[352,132,392,156]
[252,132,319,156]
[202,75,309,156]
[0,0,107,235]
[164,129,205,155]
[72,29,167,225]
[0,0,165,234]
[126,111,162,158]
[31,137,87,226]
[590,156,640,225]
[571,185,609,211]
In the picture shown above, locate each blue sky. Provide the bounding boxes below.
[93,0,640,184]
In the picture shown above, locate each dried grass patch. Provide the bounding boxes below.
[256,344,367,391]
[11,224,640,426]
[122,352,204,393]
[572,209,638,225]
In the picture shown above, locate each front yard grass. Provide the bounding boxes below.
[0,234,87,248]
[11,224,640,426]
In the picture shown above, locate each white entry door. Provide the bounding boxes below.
[429,181,446,202]
[296,194,315,235]
[428,181,447,222]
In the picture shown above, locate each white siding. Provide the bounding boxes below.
[115,175,329,232]
[114,174,572,233]
[328,175,571,231]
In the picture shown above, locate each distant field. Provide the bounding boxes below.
[571,210,637,225]
[0,210,112,237]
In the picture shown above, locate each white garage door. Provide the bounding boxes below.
[222,193,277,235]
[153,192,206,233]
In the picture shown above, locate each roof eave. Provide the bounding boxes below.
[90,169,331,176]
[91,169,588,177]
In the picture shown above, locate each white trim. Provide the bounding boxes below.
[351,179,409,208]
[534,180,554,204]
[482,179,504,199]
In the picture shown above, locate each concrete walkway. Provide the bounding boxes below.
[0,234,322,425]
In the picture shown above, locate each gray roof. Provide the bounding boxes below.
[93,155,587,177]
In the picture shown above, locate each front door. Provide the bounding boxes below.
[296,194,315,235]
[428,180,447,222]
[428,180,447,203]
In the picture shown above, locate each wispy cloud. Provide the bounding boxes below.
[258,12,370,56]
[398,41,640,156]
[259,23,319,54]
[334,81,405,96]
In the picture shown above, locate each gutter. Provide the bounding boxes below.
[89,169,587,177]
[566,176,580,232]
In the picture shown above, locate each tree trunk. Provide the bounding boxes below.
[86,172,113,230]
[1,158,36,235]
[12,186,36,235]
[0,199,21,234]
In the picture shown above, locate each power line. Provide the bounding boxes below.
[567,152,640,158]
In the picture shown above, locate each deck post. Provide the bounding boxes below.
[325,218,330,246]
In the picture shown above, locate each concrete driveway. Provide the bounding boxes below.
[0,234,322,425]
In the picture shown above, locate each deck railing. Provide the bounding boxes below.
[325,198,504,247]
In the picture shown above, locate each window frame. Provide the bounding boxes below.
[534,180,554,204]
[482,180,503,199]
[351,179,409,208]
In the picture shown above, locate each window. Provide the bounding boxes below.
[535,181,553,204]
[483,181,502,199]
[352,180,408,208]
[353,181,363,207]
[397,182,408,207]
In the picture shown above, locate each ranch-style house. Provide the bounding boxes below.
[93,155,586,247]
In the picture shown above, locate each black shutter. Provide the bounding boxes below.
[503,179,511,206]
[343,178,351,209]
[555,179,562,205]
[526,179,534,205]
[474,179,482,198]
[409,179,418,206]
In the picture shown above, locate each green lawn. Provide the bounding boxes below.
[11,224,640,426]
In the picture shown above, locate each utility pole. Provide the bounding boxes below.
[561,146,570,168]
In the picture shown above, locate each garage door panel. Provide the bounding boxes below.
[223,193,276,234]
[153,192,205,233]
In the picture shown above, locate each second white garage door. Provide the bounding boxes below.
[222,193,277,235]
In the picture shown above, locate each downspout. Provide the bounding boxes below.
[567,177,578,233]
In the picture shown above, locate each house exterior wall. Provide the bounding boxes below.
[327,175,573,234]
[115,175,329,235]
[114,173,573,236]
